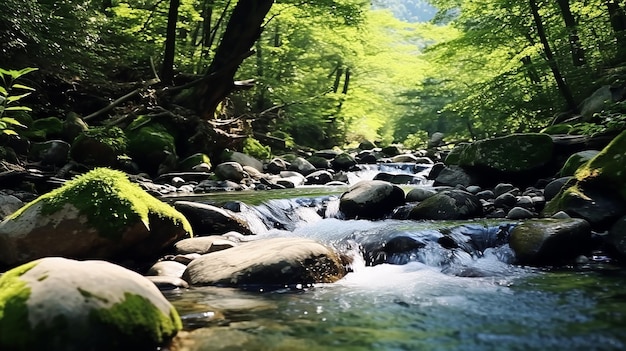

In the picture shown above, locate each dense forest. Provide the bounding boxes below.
[1,0,625,159]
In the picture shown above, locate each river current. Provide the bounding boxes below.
[163,164,626,351]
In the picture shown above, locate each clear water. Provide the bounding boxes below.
[162,186,626,351]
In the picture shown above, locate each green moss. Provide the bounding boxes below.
[31,117,63,138]
[9,168,192,239]
[574,130,626,200]
[542,183,587,216]
[73,126,128,154]
[0,260,39,349]
[91,292,182,345]
[243,137,272,160]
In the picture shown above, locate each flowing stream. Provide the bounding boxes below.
[163,164,626,351]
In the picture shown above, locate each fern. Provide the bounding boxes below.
[0,67,37,136]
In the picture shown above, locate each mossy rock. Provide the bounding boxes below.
[444,133,554,173]
[70,126,128,167]
[540,124,573,135]
[242,137,271,161]
[0,257,182,351]
[509,218,591,265]
[126,123,176,174]
[30,117,64,139]
[179,153,211,171]
[0,168,192,265]
[559,150,600,177]
[543,131,626,227]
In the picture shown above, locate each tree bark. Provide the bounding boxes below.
[606,0,626,55]
[184,0,273,119]
[529,0,578,112]
[161,0,181,84]
[556,0,586,66]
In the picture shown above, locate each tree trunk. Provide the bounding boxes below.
[556,0,586,66]
[606,0,626,55]
[529,0,578,112]
[187,0,274,119]
[161,0,181,84]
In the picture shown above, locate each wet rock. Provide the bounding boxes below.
[145,276,190,290]
[494,192,517,209]
[391,154,418,163]
[183,237,346,287]
[127,121,177,175]
[194,179,244,192]
[288,157,316,175]
[0,168,192,266]
[408,189,483,220]
[146,260,188,278]
[222,151,264,173]
[174,201,253,236]
[358,140,377,150]
[339,180,405,219]
[266,158,289,174]
[434,165,475,188]
[494,183,516,197]
[215,162,246,182]
[174,236,238,255]
[506,207,535,219]
[476,189,495,200]
[0,257,182,350]
[331,153,357,171]
[315,149,341,159]
[381,145,401,156]
[509,218,592,265]
[306,155,331,169]
[305,170,333,185]
[405,187,438,202]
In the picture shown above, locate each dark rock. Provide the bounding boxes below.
[174,201,253,236]
[544,177,572,201]
[408,189,483,220]
[405,187,438,202]
[288,157,316,175]
[509,218,592,265]
[494,192,517,209]
[506,207,535,219]
[339,180,405,219]
[215,162,246,182]
[29,140,70,166]
[434,165,475,187]
[266,158,289,174]
[305,170,333,185]
[332,153,357,171]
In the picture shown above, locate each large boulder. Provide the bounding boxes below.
[221,150,264,173]
[444,133,554,180]
[0,168,192,266]
[509,218,592,265]
[408,189,483,220]
[0,257,181,351]
[558,150,600,177]
[339,180,405,219]
[543,130,626,229]
[183,237,346,287]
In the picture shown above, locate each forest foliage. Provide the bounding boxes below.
[0,0,625,152]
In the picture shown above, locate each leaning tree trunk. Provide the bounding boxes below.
[529,0,578,112]
[161,0,181,84]
[186,0,274,119]
[556,0,586,66]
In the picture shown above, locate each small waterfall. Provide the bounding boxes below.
[347,162,433,185]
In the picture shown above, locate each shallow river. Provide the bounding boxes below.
[162,187,626,351]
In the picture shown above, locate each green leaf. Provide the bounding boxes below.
[16,67,38,77]
[11,84,35,91]
[4,106,32,112]
[6,93,31,104]
[0,117,27,128]
[0,86,7,96]
[1,129,18,136]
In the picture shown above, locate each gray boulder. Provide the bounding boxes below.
[0,257,181,351]
[183,237,346,287]
[174,235,238,255]
[214,162,246,182]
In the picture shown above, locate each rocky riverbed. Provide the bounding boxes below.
[1,131,626,350]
